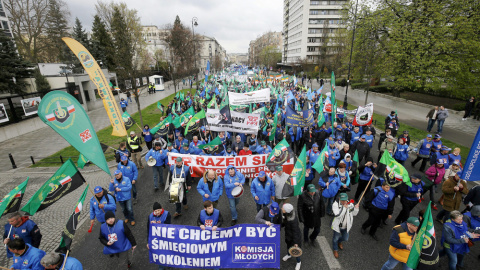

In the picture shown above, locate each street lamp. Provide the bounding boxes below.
[192,17,198,91]
[343,0,359,109]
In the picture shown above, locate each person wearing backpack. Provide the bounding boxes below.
[361,181,395,241]
[90,186,117,225]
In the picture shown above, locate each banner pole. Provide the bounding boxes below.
[60,250,69,270]
[357,174,375,205]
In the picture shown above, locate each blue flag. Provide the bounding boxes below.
[461,127,480,181]
[316,85,323,95]
[287,91,295,103]
[204,60,210,91]
[302,109,315,127]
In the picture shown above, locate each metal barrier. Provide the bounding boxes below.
[8,153,115,169]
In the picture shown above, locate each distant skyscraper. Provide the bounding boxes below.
[283,0,346,64]
[0,0,13,37]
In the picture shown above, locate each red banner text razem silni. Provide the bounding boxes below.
[167,153,294,178]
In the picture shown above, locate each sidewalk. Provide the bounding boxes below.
[309,80,478,148]
[0,81,187,172]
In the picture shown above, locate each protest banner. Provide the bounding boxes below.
[228,88,270,105]
[206,108,260,134]
[167,153,294,178]
[149,224,280,269]
[352,103,374,126]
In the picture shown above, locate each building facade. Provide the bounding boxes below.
[197,35,227,74]
[248,31,283,66]
[283,0,346,65]
[0,0,12,37]
[227,53,248,65]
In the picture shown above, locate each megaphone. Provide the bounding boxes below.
[147,156,156,167]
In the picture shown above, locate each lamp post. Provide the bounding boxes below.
[192,17,198,91]
[343,0,359,109]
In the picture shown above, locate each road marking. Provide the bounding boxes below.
[317,236,341,270]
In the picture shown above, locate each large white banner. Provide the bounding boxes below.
[167,153,294,178]
[206,109,260,134]
[228,88,270,105]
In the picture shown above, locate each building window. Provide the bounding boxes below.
[308,38,316,43]
[307,47,316,52]
[309,10,318,15]
[310,1,319,5]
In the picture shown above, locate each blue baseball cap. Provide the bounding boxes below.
[427,134,432,138]
[361,135,367,139]
[441,146,451,151]
[269,202,279,215]
[312,143,318,147]
[114,170,122,175]
[120,155,127,161]
[336,135,342,139]
[94,186,102,193]
[258,171,266,177]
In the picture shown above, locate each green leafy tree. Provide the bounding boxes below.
[0,30,32,94]
[72,17,89,47]
[90,15,115,70]
[34,68,51,93]
[44,0,70,62]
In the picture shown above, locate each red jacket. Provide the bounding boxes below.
[238,150,252,156]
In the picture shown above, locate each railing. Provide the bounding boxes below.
[7,153,116,169]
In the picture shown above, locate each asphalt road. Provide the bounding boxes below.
[70,147,480,270]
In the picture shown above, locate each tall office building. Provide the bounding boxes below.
[283,0,347,65]
[0,0,12,37]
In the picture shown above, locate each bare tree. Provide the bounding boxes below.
[4,0,50,62]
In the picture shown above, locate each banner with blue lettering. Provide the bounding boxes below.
[149,224,280,269]
[285,105,304,128]
[461,127,480,181]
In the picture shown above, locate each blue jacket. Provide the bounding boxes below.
[199,209,220,227]
[197,175,224,202]
[394,144,409,161]
[435,152,449,168]
[60,254,83,270]
[327,146,340,167]
[364,135,374,148]
[142,128,153,142]
[371,186,395,211]
[117,160,138,180]
[120,100,128,108]
[448,154,461,167]
[89,192,116,223]
[336,169,350,187]
[307,149,321,165]
[100,220,132,254]
[189,141,205,151]
[4,219,40,258]
[318,173,341,198]
[256,145,272,155]
[418,139,433,156]
[223,165,246,198]
[162,148,178,164]
[109,176,132,201]
[350,130,362,145]
[359,165,375,181]
[442,220,470,254]
[250,176,275,205]
[11,244,46,270]
[145,148,166,166]
[180,147,195,154]
[305,163,314,181]
[404,182,425,202]
[175,138,189,151]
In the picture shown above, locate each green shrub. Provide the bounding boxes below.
[452,103,465,111]
[351,83,369,89]
[369,85,391,93]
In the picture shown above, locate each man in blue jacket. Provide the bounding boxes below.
[118,155,138,203]
[361,181,395,240]
[394,174,425,225]
[145,142,166,192]
[90,186,116,226]
[7,238,46,270]
[327,140,340,168]
[40,251,83,270]
[224,165,245,225]
[109,170,135,226]
[318,167,342,215]
[197,170,224,208]
[119,98,128,112]
[3,212,42,259]
[256,141,273,155]
[251,171,275,212]
[174,134,189,151]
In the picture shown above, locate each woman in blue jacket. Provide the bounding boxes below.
[393,138,410,165]
[197,170,224,208]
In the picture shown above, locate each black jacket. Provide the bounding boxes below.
[351,141,370,161]
[283,214,302,248]
[298,191,325,228]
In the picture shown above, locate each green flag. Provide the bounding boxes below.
[267,139,290,162]
[331,71,336,101]
[56,185,89,254]
[331,101,337,124]
[317,96,325,127]
[312,144,329,173]
[377,151,412,187]
[180,92,185,101]
[122,111,136,130]
[352,150,360,185]
[199,137,222,150]
[207,95,216,108]
[157,102,164,113]
[406,202,439,269]
[185,109,206,135]
[150,115,172,135]
[282,146,307,197]
[77,153,89,169]
[0,178,29,218]
[269,111,279,141]
[38,91,110,175]
[172,107,194,128]
[21,159,86,215]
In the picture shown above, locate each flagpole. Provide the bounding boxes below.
[357,174,375,205]
[60,250,69,270]
[4,226,12,248]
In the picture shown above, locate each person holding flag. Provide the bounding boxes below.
[99,211,136,268]
[90,186,116,225]
[3,212,42,259]
[394,174,426,225]
[380,217,420,270]
[40,251,83,270]
[436,171,469,223]
[361,181,395,241]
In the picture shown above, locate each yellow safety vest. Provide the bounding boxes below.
[128,136,139,150]
[389,225,413,263]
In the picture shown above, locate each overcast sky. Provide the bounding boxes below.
[68,0,283,53]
